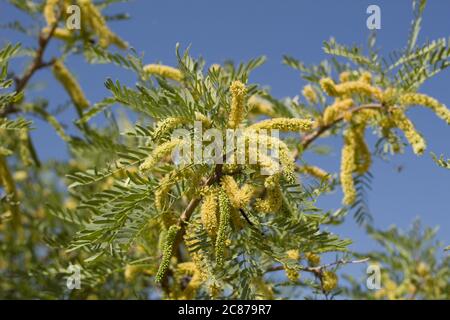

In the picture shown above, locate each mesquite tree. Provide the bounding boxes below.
[0,0,448,299]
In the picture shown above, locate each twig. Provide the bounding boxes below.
[266,257,370,275]
[299,104,383,151]
[0,14,60,117]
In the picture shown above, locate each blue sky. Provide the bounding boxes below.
[1,0,449,258]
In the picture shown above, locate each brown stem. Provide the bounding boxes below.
[266,258,369,275]
[0,14,60,117]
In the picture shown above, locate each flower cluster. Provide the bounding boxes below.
[52,59,90,111]
[155,224,181,282]
[143,64,184,82]
[316,70,450,205]
[228,80,247,129]
[78,0,127,49]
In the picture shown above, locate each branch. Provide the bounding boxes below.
[299,104,383,150]
[266,257,370,275]
[0,15,60,117]
[177,164,223,229]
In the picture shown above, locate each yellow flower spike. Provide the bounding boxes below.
[340,128,357,205]
[334,80,383,101]
[248,95,275,117]
[320,77,339,96]
[243,131,296,183]
[52,60,90,111]
[353,125,372,174]
[0,156,20,220]
[215,189,231,266]
[305,252,321,266]
[416,261,429,277]
[299,165,330,181]
[286,249,300,260]
[359,71,372,84]
[143,64,184,82]
[391,108,426,155]
[240,183,258,204]
[155,224,181,282]
[254,175,283,213]
[339,71,352,83]
[139,139,184,172]
[302,85,318,104]
[124,265,142,282]
[354,108,381,124]
[220,176,256,209]
[322,271,338,292]
[285,267,300,282]
[200,190,219,237]
[220,175,241,208]
[78,0,127,49]
[43,0,60,26]
[175,262,203,300]
[400,92,450,124]
[155,173,174,211]
[247,118,314,132]
[194,112,212,127]
[228,80,247,129]
[13,170,28,182]
[322,98,354,125]
[42,27,73,41]
[108,33,128,50]
[152,114,211,141]
[152,117,187,141]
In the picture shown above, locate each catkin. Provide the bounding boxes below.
[247,118,314,132]
[200,189,219,237]
[175,262,203,299]
[322,271,338,292]
[52,60,89,111]
[353,125,371,174]
[152,113,211,141]
[244,132,296,183]
[42,27,73,40]
[340,128,357,205]
[215,190,231,266]
[285,267,300,282]
[78,0,127,49]
[305,252,321,266]
[248,95,275,116]
[221,175,256,209]
[155,224,181,282]
[302,85,318,104]
[254,175,283,213]
[400,92,450,125]
[155,173,174,211]
[143,64,184,82]
[320,77,382,100]
[299,165,330,180]
[228,80,247,129]
[286,249,300,260]
[339,71,352,83]
[322,98,354,125]
[43,0,60,26]
[139,139,184,172]
[391,108,426,155]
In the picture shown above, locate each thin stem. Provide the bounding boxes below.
[0,13,60,117]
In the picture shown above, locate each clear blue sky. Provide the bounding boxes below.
[1,0,449,256]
